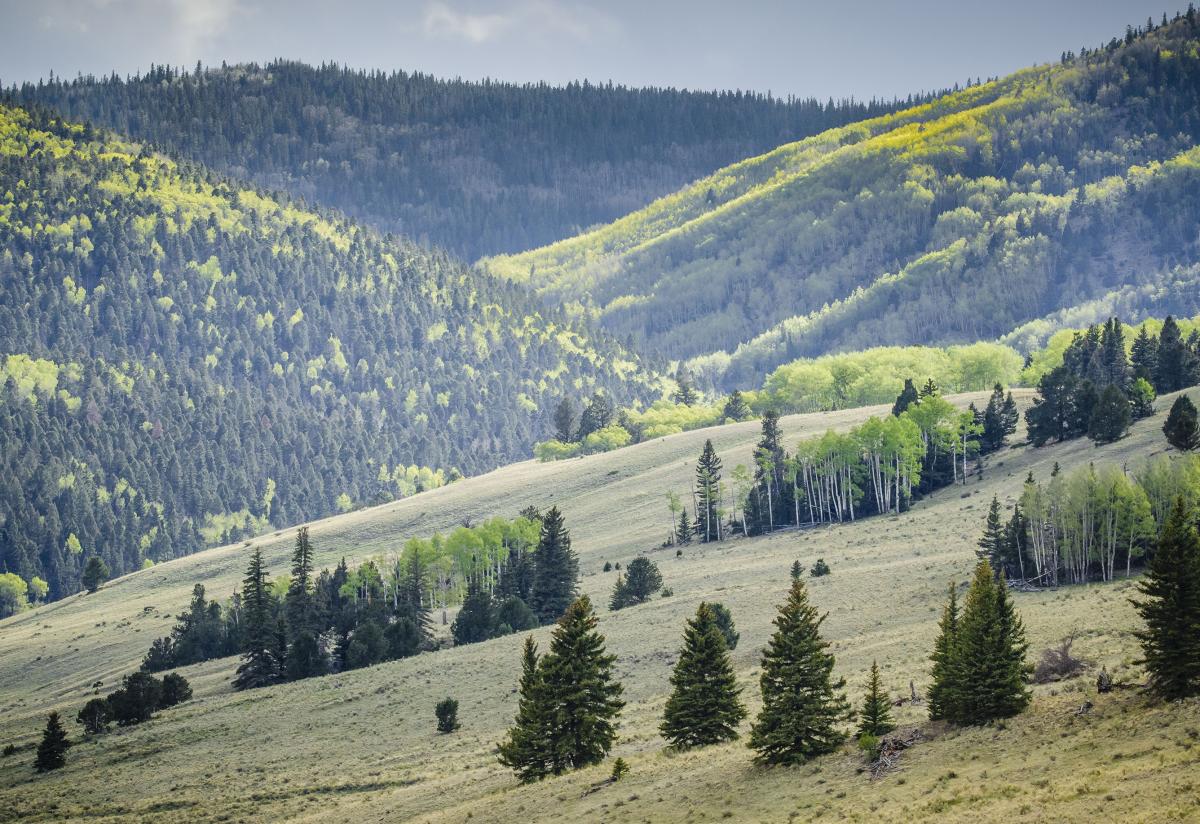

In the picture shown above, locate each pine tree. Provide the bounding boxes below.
[76,698,111,736]
[661,603,746,749]
[285,526,315,638]
[927,583,960,721]
[748,578,850,765]
[1000,390,1020,437]
[233,548,282,690]
[919,378,940,399]
[619,557,662,605]
[676,508,692,545]
[608,573,629,611]
[435,697,460,733]
[1100,317,1129,389]
[892,378,919,417]
[498,636,552,782]
[553,397,576,442]
[400,546,433,647]
[452,572,495,644]
[576,391,614,441]
[672,369,699,406]
[1131,497,1200,699]
[856,660,895,738]
[1163,395,1200,451]
[1130,325,1159,383]
[1155,316,1190,393]
[791,559,803,582]
[34,712,68,772]
[948,560,1030,724]
[977,496,1006,569]
[1088,384,1131,444]
[708,602,739,650]
[81,554,109,593]
[695,439,723,542]
[530,506,579,625]
[722,390,751,421]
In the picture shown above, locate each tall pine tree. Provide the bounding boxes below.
[34,712,68,772]
[927,582,960,721]
[695,439,723,542]
[661,603,746,749]
[497,636,552,782]
[856,660,895,738]
[530,506,579,625]
[233,548,282,690]
[285,526,315,638]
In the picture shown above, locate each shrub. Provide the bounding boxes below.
[435,697,460,733]
[810,558,831,577]
[610,757,629,781]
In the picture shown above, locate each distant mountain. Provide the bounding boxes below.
[484,15,1200,389]
[14,62,939,261]
[0,102,655,600]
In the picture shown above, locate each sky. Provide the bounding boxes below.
[0,0,1179,100]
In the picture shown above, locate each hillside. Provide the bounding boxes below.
[484,16,1200,388]
[0,101,656,601]
[11,63,936,261]
[1,387,1196,823]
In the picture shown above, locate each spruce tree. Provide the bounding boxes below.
[790,559,803,582]
[695,439,723,542]
[1155,316,1189,393]
[892,378,919,417]
[948,560,1030,724]
[81,555,109,593]
[553,397,576,442]
[1088,384,1131,444]
[856,660,895,738]
[927,583,960,721]
[620,557,662,605]
[452,572,495,644]
[722,390,751,421]
[1131,497,1200,699]
[661,603,746,749]
[233,548,282,690]
[498,636,552,782]
[748,578,850,765]
[676,508,692,544]
[709,602,739,650]
[1163,395,1200,451]
[400,547,433,647]
[435,697,460,733]
[530,506,579,625]
[34,712,68,773]
[1130,325,1159,383]
[285,526,315,638]
[608,572,629,611]
[977,496,1006,569]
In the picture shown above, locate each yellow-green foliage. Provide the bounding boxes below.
[198,510,271,546]
[1020,315,1200,384]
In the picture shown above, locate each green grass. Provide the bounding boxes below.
[1,389,1196,823]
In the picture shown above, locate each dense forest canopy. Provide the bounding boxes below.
[0,101,655,601]
[11,62,941,261]
[485,16,1200,389]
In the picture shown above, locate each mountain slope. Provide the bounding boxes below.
[0,101,655,601]
[13,63,938,260]
[0,388,1195,823]
[485,16,1200,387]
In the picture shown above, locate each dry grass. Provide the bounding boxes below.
[1,389,1197,823]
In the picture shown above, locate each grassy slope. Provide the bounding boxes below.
[1,389,1198,823]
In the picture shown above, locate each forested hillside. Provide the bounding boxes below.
[0,101,654,601]
[486,14,1200,389]
[12,63,935,260]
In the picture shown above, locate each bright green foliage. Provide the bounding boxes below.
[661,603,746,749]
[856,660,895,738]
[1131,497,1200,699]
[529,507,579,625]
[0,573,29,617]
[34,712,68,773]
[81,556,109,593]
[748,578,850,765]
[1163,395,1200,451]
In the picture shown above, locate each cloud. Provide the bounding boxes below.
[33,0,241,54]
[422,0,618,45]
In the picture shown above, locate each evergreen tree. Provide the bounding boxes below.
[619,557,662,606]
[1088,384,1131,444]
[34,712,68,773]
[159,673,193,707]
[947,560,1030,724]
[695,439,723,542]
[927,583,960,721]
[1155,316,1190,393]
[76,698,111,736]
[81,555,109,593]
[722,390,751,421]
[1026,365,1078,446]
[676,508,692,545]
[708,602,739,650]
[977,496,1007,569]
[1000,390,1020,437]
[1003,503,1028,582]
[661,603,746,749]
[892,378,919,417]
[285,526,315,638]
[1131,497,1200,699]
[1163,395,1200,451]
[576,392,614,441]
[529,506,579,625]
[1100,317,1129,389]
[1130,325,1159,383]
[233,548,282,690]
[497,636,552,782]
[791,559,804,582]
[608,572,629,611]
[671,369,699,406]
[553,397,576,443]
[748,578,850,765]
[919,378,940,399]
[400,547,433,647]
[856,660,895,738]
[452,572,496,644]
[107,671,162,725]
[286,631,328,680]
[435,697,460,733]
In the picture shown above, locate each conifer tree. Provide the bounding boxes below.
[233,548,282,690]
[1088,384,1131,444]
[948,560,1030,724]
[919,378,940,399]
[661,603,746,749]
[498,636,552,782]
[81,555,109,593]
[748,578,850,765]
[452,572,495,644]
[1163,395,1200,451]
[709,602,739,650]
[695,439,723,542]
[34,712,68,773]
[927,583,960,721]
[608,573,629,611]
[977,496,1007,569]
[530,506,579,624]
[1131,497,1200,699]
[1130,325,1159,383]
[286,526,315,638]
[619,557,662,605]
[676,508,692,545]
[400,546,433,646]
[892,378,919,417]
[856,660,895,738]
[1155,316,1189,393]
[790,559,803,582]
[553,397,576,442]
[722,390,751,421]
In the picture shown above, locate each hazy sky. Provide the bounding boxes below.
[0,0,1177,100]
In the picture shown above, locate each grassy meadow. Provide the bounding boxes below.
[1,389,1198,823]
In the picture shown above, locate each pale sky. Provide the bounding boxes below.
[0,0,1178,100]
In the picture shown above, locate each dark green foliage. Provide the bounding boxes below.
[791,559,803,582]
[553,398,576,443]
[980,384,1017,453]
[927,583,960,722]
[1163,396,1200,451]
[892,379,919,417]
[159,673,192,708]
[856,660,895,738]
[576,392,615,441]
[661,603,746,749]
[671,369,700,406]
[344,621,387,670]
[530,507,579,625]
[286,527,316,638]
[676,509,692,545]
[977,496,1007,569]
[695,439,723,542]
[1155,316,1192,393]
[1131,497,1200,699]
[142,584,235,672]
[384,618,423,660]
[498,597,624,780]
[81,556,108,593]
[34,713,68,773]
[76,699,111,736]
[810,559,831,577]
[609,557,662,610]
[748,579,850,765]
[452,575,496,645]
[708,602,740,651]
[285,631,328,680]
[1131,326,1159,383]
[495,596,538,634]
[435,698,460,734]
[610,758,629,781]
[722,390,751,421]
[107,672,162,726]
[746,410,795,534]
[233,549,282,690]
[602,561,612,572]
[1088,384,1132,444]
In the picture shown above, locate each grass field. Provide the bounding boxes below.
[1,389,1198,823]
